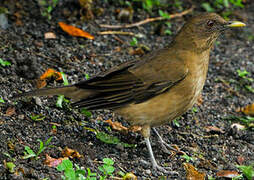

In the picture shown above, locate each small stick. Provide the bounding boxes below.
[98,31,135,36]
[99,6,194,29]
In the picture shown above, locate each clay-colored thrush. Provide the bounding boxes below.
[15,13,245,172]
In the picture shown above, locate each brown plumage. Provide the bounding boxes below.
[14,13,245,173]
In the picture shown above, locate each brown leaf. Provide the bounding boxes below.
[216,170,239,178]
[129,47,145,55]
[205,126,225,134]
[237,103,254,116]
[58,22,94,40]
[5,107,16,116]
[37,69,62,89]
[196,94,203,106]
[105,119,128,132]
[44,32,56,39]
[44,154,67,167]
[62,147,82,159]
[237,156,245,165]
[128,125,142,132]
[184,163,205,180]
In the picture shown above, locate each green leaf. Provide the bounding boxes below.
[80,108,92,117]
[237,69,250,77]
[30,114,45,121]
[6,162,15,173]
[159,10,170,19]
[103,165,114,174]
[85,74,90,80]
[64,168,76,180]
[130,37,138,46]
[57,159,73,171]
[56,95,64,108]
[0,97,5,103]
[60,72,69,86]
[103,158,114,166]
[201,3,215,12]
[237,165,254,180]
[96,132,120,145]
[0,58,11,67]
[23,146,36,159]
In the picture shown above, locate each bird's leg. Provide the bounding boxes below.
[152,128,178,154]
[141,125,178,174]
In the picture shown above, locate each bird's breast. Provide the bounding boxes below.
[116,52,210,127]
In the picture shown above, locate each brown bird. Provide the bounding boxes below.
[15,13,245,173]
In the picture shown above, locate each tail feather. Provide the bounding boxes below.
[13,85,94,102]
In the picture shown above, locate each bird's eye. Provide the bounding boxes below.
[207,20,214,27]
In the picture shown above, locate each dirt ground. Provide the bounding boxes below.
[0,0,253,179]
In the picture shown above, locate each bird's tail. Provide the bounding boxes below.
[13,85,93,102]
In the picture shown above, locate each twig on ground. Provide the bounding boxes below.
[98,31,135,36]
[99,6,194,29]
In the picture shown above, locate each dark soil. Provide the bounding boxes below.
[0,0,253,179]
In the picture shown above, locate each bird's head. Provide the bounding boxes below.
[173,13,246,52]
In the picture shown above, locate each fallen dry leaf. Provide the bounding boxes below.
[205,126,225,134]
[184,163,205,180]
[216,170,239,178]
[44,32,56,39]
[37,68,62,89]
[196,94,203,106]
[129,47,145,55]
[105,119,128,132]
[58,22,94,40]
[44,154,68,167]
[6,107,16,116]
[237,103,254,116]
[237,156,245,165]
[62,147,82,159]
[128,125,142,132]
[123,172,137,180]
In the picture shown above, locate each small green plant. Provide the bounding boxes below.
[80,108,92,117]
[192,107,198,113]
[6,162,16,173]
[23,137,53,159]
[0,97,5,103]
[237,164,254,180]
[181,154,194,163]
[38,0,59,20]
[0,58,11,67]
[57,159,90,180]
[98,158,115,179]
[158,10,170,19]
[96,131,135,148]
[172,119,180,127]
[202,0,244,12]
[30,114,46,121]
[56,72,70,108]
[130,37,138,47]
[236,69,254,93]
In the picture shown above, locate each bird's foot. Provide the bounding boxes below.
[152,128,185,155]
[151,161,178,175]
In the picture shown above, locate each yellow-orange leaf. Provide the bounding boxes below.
[237,103,254,116]
[105,119,128,132]
[37,68,62,89]
[58,22,94,40]
[44,154,68,167]
[216,170,239,178]
[62,147,82,159]
[184,163,205,180]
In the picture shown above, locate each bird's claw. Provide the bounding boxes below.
[152,164,178,175]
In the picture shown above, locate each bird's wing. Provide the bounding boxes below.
[72,48,188,110]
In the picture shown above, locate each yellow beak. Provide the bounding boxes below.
[226,21,246,28]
